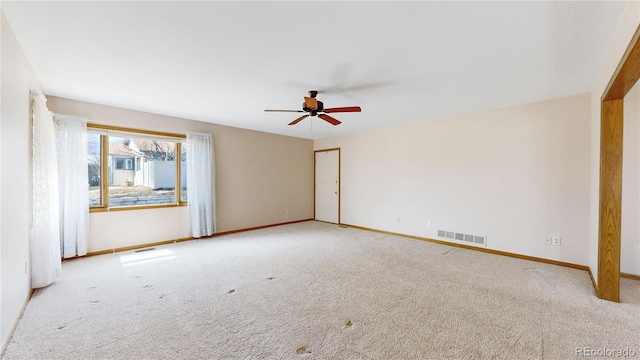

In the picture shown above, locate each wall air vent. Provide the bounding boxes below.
[437,229,487,247]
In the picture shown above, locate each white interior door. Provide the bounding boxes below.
[315,149,339,223]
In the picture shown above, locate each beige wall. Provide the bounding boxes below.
[589,1,640,284]
[0,9,43,350]
[47,97,314,253]
[622,79,640,276]
[315,93,591,266]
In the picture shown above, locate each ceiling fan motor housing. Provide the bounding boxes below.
[303,100,324,113]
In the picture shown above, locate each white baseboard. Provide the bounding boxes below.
[1,289,34,357]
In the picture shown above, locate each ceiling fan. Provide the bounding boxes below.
[264,90,361,126]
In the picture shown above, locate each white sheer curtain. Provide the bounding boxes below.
[53,114,89,258]
[187,132,216,237]
[31,93,62,288]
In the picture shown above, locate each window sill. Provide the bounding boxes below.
[89,203,186,213]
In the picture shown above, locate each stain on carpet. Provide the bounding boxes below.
[57,324,67,330]
[89,300,99,304]
[296,346,311,355]
[267,277,275,280]
[143,284,153,289]
[345,320,353,328]
[228,289,235,294]
[441,248,454,256]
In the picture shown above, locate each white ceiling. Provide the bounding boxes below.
[2,1,628,140]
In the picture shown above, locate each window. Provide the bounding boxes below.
[115,158,133,170]
[180,143,187,202]
[87,125,186,211]
[87,132,102,207]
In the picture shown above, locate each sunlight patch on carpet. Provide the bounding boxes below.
[120,249,176,267]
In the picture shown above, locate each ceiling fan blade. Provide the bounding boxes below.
[324,106,361,113]
[318,114,341,126]
[288,114,309,126]
[264,109,304,113]
[304,96,318,110]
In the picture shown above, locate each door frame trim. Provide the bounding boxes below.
[597,23,640,302]
[314,148,341,224]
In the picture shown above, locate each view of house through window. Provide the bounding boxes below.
[87,127,186,209]
[87,132,102,207]
[181,143,187,202]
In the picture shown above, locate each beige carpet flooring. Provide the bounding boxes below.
[3,221,640,359]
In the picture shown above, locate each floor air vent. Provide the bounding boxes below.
[438,229,486,247]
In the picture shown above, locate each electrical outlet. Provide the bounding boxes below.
[551,236,561,246]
